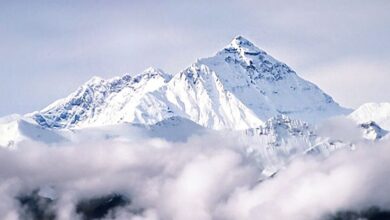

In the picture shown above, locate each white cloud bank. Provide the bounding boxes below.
[0,130,389,220]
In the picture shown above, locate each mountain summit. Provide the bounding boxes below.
[31,36,350,129]
[229,35,261,51]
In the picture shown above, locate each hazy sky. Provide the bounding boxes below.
[0,0,389,116]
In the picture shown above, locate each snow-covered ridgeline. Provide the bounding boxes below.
[31,36,350,130]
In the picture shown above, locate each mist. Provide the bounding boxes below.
[0,124,389,220]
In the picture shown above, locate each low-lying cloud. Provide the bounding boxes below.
[0,129,389,220]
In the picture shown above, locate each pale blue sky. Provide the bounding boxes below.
[0,0,389,116]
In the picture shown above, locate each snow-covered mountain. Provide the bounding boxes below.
[349,102,390,130]
[30,67,172,129]
[0,115,66,148]
[30,36,350,130]
[0,35,388,220]
[2,35,377,157]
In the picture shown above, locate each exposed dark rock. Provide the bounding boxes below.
[75,194,130,220]
[17,190,56,220]
[325,206,390,220]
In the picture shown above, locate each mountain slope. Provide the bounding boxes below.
[202,36,350,124]
[349,102,390,130]
[0,115,66,148]
[31,67,172,128]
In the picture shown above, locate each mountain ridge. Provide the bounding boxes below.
[30,36,351,130]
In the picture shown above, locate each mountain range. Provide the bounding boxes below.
[1,36,389,159]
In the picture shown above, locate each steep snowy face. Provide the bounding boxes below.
[32,68,171,128]
[198,36,350,123]
[349,102,390,130]
[154,64,264,129]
